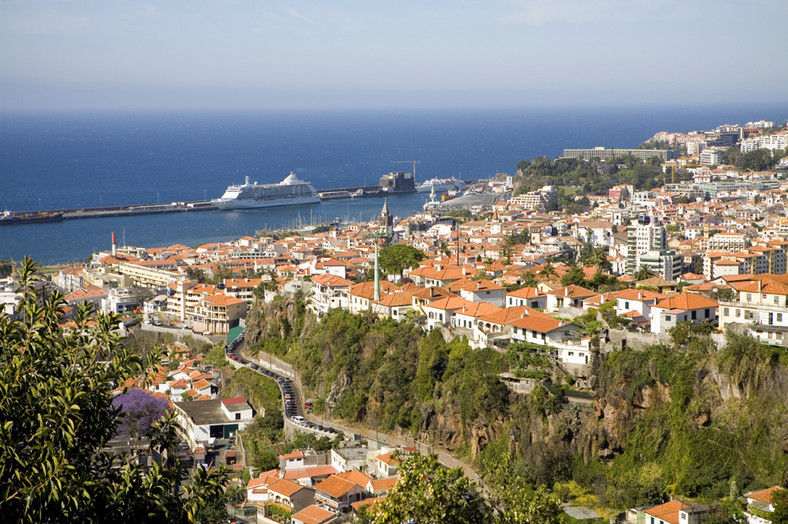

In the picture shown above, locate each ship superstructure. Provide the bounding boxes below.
[415,177,467,193]
[212,172,320,209]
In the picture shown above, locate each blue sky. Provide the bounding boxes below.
[1,0,786,111]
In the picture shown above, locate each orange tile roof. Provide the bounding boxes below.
[368,476,398,492]
[613,288,668,301]
[546,284,596,298]
[336,470,371,488]
[506,286,542,299]
[374,290,415,307]
[290,504,336,524]
[280,450,304,461]
[424,296,474,312]
[477,306,551,326]
[747,486,784,505]
[267,478,306,498]
[314,474,356,498]
[455,301,502,319]
[311,273,353,287]
[507,314,566,333]
[446,278,504,293]
[203,294,246,306]
[654,293,718,310]
[376,451,399,465]
[643,500,688,524]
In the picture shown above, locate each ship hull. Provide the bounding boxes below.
[213,195,320,210]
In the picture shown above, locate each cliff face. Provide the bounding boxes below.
[244,302,788,500]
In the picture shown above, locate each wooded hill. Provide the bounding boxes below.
[244,296,788,518]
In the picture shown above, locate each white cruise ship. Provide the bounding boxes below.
[415,177,467,193]
[212,172,320,209]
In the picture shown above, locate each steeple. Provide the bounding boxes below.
[377,197,394,238]
[378,198,392,227]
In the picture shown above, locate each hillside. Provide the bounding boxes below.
[244,296,788,514]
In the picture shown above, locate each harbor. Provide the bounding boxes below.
[2,176,483,225]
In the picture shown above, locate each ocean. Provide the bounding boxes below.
[2,104,786,265]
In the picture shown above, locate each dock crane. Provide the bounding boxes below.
[391,160,420,183]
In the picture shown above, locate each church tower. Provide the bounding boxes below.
[377,198,394,236]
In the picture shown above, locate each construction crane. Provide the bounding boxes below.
[391,160,420,183]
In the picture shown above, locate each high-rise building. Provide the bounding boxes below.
[626,215,667,275]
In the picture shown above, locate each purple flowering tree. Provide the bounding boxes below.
[112,388,170,439]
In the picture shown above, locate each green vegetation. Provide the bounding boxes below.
[378,244,427,278]
[371,451,563,524]
[595,332,788,511]
[243,290,788,519]
[226,367,282,412]
[243,411,285,470]
[0,258,228,522]
[203,342,229,367]
[506,342,553,379]
[726,146,784,171]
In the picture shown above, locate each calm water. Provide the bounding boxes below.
[2,105,786,264]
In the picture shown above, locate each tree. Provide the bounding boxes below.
[521,271,538,288]
[378,244,427,278]
[561,266,587,287]
[772,487,788,524]
[0,260,11,278]
[538,263,557,280]
[635,265,656,281]
[0,258,229,522]
[483,452,563,524]
[372,452,490,523]
[112,388,171,440]
[587,247,611,272]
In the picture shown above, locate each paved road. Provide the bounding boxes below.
[234,344,484,486]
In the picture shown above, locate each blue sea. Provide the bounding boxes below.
[2,105,786,265]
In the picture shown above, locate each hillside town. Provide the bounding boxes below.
[4,118,788,523]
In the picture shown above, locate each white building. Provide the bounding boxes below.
[173,396,255,450]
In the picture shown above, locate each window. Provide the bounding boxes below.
[779,313,783,322]
[736,309,741,318]
[625,301,630,310]
[723,307,730,316]
[665,315,672,321]
[235,413,241,420]
[691,311,697,320]
[776,295,780,305]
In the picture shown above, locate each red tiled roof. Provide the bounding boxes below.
[643,500,688,524]
[747,486,784,505]
[314,475,356,498]
[654,293,718,310]
[290,504,336,524]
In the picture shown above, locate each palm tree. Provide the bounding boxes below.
[539,263,557,280]
[521,271,537,288]
[588,247,611,272]
[635,265,656,281]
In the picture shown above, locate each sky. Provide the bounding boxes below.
[0,0,786,111]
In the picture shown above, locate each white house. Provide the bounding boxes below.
[650,293,718,334]
[744,486,784,524]
[173,396,255,450]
